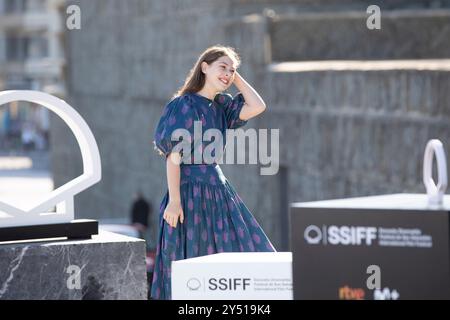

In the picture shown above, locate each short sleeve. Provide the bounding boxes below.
[214,92,248,129]
[153,94,197,158]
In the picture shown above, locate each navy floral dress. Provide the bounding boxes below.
[151,91,276,300]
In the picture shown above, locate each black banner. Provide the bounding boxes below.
[291,207,450,300]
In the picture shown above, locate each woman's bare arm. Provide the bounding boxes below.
[163,152,184,228]
[233,71,267,121]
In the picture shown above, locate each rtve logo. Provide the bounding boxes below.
[304,225,377,246]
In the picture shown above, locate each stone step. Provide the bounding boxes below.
[228,0,450,15]
[269,9,450,61]
[263,59,450,118]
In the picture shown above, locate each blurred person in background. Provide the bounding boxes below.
[130,191,153,239]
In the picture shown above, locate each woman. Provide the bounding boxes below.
[151,45,275,300]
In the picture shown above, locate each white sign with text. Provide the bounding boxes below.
[172,252,293,300]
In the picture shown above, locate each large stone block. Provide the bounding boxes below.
[0,231,147,299]
[264,60,450,116]
[270,9,450,61]
[227,0,450,15]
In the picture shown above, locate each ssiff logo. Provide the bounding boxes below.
[187,278,201,291]
[304,225,377,246]
[186,277,251,291]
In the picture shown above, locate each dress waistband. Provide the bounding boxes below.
[180,163,227,186]
[180,163,218,166]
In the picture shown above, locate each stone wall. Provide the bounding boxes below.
[52,0,450,250]
[263,61,450,198]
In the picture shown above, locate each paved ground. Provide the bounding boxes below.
[0,150,53,212]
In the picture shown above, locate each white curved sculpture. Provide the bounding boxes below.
[0,90,101,227]
[423,139,448,206]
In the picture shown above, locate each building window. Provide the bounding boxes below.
[28,36,48,59]
[6,36,29,61]
[25,0,47,12]
[5,33,48,61]
[4,0,27,13]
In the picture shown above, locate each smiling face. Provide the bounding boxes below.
[201,55,237,92]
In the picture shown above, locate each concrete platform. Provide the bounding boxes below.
[0,230,147,299]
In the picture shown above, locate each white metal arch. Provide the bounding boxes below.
[0,90,101,227]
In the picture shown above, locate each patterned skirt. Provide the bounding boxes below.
[150,164,276,300]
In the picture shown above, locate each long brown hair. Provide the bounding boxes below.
[173,45,241,98]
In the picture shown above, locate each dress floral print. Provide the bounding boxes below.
[151,91,275,300]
